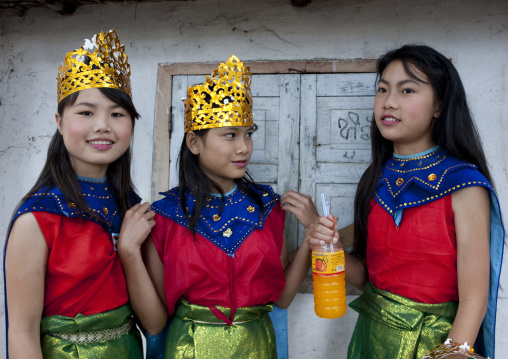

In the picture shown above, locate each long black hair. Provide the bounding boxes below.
[178,129,264,233]
[352,44,492,259]
[22,88,140,221]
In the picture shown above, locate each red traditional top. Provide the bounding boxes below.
[366,196,459,304]
[151,204,286,316]
[34,212,129,317]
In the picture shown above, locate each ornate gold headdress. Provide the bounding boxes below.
[184,55,253,133]
[57,29,131,103]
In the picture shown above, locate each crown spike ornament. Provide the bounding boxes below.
[57,29,132,103]
[184,55,254,133]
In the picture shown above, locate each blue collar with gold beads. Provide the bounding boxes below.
[151,183,279,255]
[374,146,493,221]
[12,177,134,235]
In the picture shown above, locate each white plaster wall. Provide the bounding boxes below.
[0,0,506,358]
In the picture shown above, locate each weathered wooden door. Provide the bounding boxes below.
[168,72,376,252]
[299,73,376,246]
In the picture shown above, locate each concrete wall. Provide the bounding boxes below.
[1,0,507,358]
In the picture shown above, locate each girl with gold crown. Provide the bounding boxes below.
[4,30,155,358]
[118,55,318,359]
[306,45,504,359]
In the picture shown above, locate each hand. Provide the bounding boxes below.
[304,214,338,250]
[117,202,156,255]
[280,190,319,229]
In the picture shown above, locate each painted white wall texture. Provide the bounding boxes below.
[0,0,507,358]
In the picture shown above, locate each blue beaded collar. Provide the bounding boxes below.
[13,178,132,234]
[152,183,279,255]
[375,146,492,221]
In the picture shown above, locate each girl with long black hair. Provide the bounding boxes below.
[4,29,154,358]
[307,44,504,359]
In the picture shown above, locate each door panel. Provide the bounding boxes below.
[169,72,375,251]
[300,73,376,233]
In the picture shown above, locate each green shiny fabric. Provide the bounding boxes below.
[348,282,458,359]
[40,304,142,359]
[164,300,276,359]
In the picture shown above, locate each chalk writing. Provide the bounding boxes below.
[337,111,371,141]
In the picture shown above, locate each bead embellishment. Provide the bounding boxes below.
[374,148,493,219]
[247,206,255,213]
[103,207,109,214]
[213,214,220,221]
[68,202,76,209]
[50,319,134,344]
[152,184,279,255]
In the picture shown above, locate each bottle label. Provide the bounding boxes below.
[312,249,345,275]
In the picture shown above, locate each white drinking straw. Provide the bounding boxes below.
[321,193,332,253]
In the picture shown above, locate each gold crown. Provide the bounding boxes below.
[57,29,131,103]
[184,55,253,132]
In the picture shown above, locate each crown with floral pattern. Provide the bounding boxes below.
[57,29,131,103]
[183,55,253,132]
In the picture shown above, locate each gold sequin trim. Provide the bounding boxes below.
[375,180,491,213]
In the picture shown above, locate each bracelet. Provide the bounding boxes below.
[444,338,474,353]
[422,338,490,359]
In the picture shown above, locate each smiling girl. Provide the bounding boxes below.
[4,30,154,358]
[118,55,317,359]
[306,45,504,358]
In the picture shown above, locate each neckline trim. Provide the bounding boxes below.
[77,175,107,183]
[208,184,238,197]
[393,145,440,160]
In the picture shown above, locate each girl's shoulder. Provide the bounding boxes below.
[151,187,181,212]
[15,184,66,220]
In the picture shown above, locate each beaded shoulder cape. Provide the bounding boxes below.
[374,147,504,358]
[151,184,280,255]
[374,147,492,218]
[11,179,139,234]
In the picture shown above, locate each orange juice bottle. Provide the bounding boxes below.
[312,241,347,319]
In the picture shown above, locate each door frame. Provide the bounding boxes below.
[151,59,377,201]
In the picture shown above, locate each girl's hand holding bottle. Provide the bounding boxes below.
[305,213,339,249]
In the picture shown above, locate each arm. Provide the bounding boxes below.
[447,186,490,347]
[5,213,47,359]
[274,229,312,309]
[117,203,168,335]
[274,190,316,308]
[306,216,369,290]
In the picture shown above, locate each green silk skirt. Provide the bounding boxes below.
[348,282,458,359]
[164,300,277,359]
[40,304,142,359]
